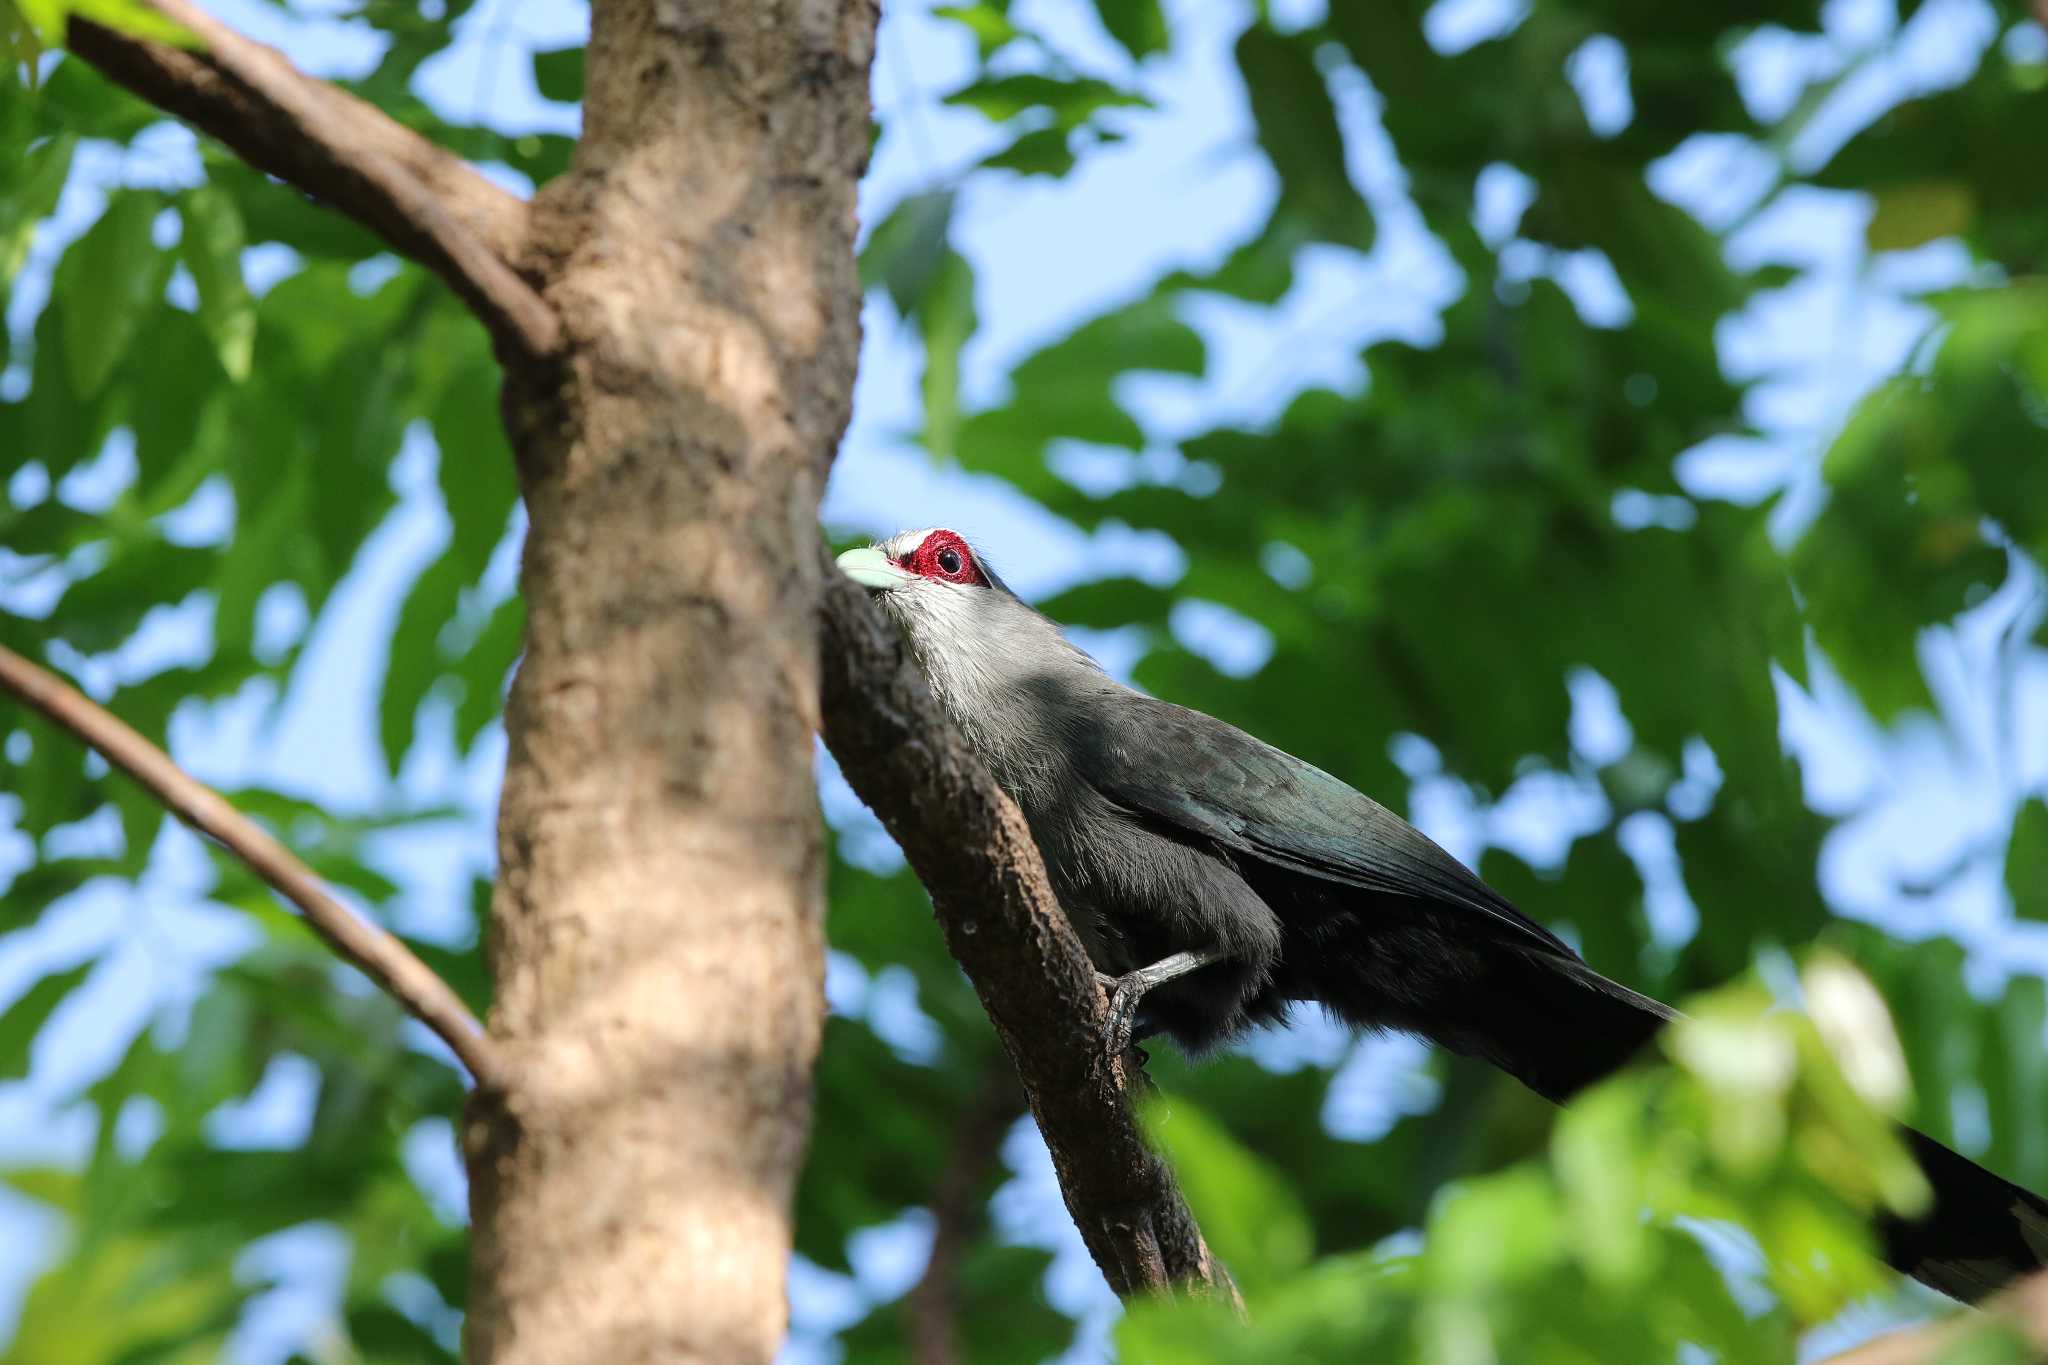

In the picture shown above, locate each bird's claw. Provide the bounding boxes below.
[1097,970,1145,1062]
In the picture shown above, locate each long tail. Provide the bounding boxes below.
[1885,1130,2048,1303]
[1469,952,2048,1304]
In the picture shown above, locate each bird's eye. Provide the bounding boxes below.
[937,547,962,575]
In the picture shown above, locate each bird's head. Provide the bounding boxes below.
[836,526,1074,697]
[837,526,1113,782]
[837,527,1000,597]
[835,528,1018,646]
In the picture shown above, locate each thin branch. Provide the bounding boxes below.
[1818,1270,2048,1363]
[66,0,561,365]
[906,1070,1026,1365]
[816,554,1239,1307]
[0,643,508,1091]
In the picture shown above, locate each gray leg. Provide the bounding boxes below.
[1096,950,1227,1056]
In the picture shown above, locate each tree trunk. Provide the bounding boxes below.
[462,3,878,1361]
[69,0,1221,1343]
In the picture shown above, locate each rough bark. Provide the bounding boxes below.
[462,4,878,1362]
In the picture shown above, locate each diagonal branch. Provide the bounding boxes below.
[0,642,508,1092]
[816,555,1237,1306]
[1817,1269,2048,1363]
[66,0,560,365]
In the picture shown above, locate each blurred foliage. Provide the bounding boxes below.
[2,0,189,86]
[1122,960,2039,1364]
[0,0,2045,1361]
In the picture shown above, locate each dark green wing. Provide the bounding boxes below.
[1082,693,1576,959]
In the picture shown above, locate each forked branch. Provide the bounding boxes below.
[66,0,558,364]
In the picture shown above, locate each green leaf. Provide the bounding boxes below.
[53,538,217,653]
[214,462,312,662]
[979,126,1076,178]
[1,130,75,282]
[1235,25,1372,251]
[9,0,65,45]
[1093,0,1167,61]
[0,958,95,1080]
[379,549,468,773]
[7,1229,239,1365]
[1115,1293,1247,1363]
[860,190,955,319]
[943,73,1145,130]
[1424,1165,1568,1293]
[425,1237,469,1312]
[305,337,410,578]
[205,157,380,260]
[123,308,227,500]
[1979,975,2048,1189]
[32,55,160,142]
[0,857,130,933]
[2006,797,2048,923]
[919,249,976,457]
[2,7,46,83]
[1932,283,2048,562]
[1140,1093,1312,1286]
[1812,79,2048,273]
[453,592,522,751]
[1552,1084,1654,1285]
[61,0,195,46]
[953,291,1203,480]
[178,185,255,382]
[1,299,118,482]
[1793,378,2007,721]
[1866,180,1976,252]
[8,712,91,837]
[345,1302,456,1362]
[403,931,490,1019]
[1035,575,1173,629]
[59,189,169,396]
[531,45,583,104]
[932,4,1021,57]
[431,357,518,567]
[952,1242,1068,1363]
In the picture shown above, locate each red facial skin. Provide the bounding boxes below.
[899,530,989,587]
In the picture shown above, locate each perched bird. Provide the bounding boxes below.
[839,525,2048,1305]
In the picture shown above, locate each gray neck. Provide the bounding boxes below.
[885,587,1117,808]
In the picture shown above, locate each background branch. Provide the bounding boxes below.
[817,558,1237,1306]
[0,642,507,1091]
[906,1070,1027,1365]
[1818,1270,2048,1363]
[66,0,559,363]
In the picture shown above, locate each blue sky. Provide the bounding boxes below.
[2,0,2046,1359]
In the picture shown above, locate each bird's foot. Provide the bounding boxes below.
[1094,951,1228,1064]
[1097,970,1147,1059]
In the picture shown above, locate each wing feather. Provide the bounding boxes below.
[1080,695,1575,959]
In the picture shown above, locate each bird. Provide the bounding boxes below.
[838,525,2048,1306]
